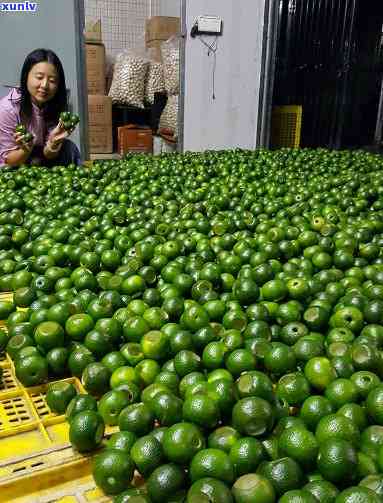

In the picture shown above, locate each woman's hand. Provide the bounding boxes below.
[46,123,71,151]
[14,131,34,153]
[47,118,78,150]
[44,121,74,159]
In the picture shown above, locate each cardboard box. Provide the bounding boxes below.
[88,95,113,153]
[146,41,163,63]
[118,125,153,155]
[89,124,113,153]
[145,16,180,45]
[86,43,106,95]
[88,95,112,125]
[84,19,102,43]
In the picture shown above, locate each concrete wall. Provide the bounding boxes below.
[182,0,268,152]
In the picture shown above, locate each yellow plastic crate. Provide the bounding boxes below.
[0,292,13,302]
[0,293,119,501]
[0,367,117,502]
[271,105,302,148]
[0,455,144,502]
[0,363,19,393]
[0,377,86,476]
[0,453,111,502]
[0,351,11,367]
[0,366,117,463]
[0,365,117,502]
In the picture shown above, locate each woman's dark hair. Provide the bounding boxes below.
[20,48,67,125]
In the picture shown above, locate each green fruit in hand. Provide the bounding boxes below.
[15,124,26,134]
[60,111,80,130]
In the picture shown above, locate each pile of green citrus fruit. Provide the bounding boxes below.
[1,148,383,502]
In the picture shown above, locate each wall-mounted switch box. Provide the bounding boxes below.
[191,16,223,37]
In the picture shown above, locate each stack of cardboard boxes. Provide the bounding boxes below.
[117,16,180,155]
[85,20,113,154]
[145,16,180,62]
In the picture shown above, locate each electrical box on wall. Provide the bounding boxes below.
[191,15,223,37]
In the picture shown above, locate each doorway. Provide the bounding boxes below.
[272,0,383,149]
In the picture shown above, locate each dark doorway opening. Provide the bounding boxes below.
[272,0,383,149]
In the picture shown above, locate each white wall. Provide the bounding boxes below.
[182,0,268,151]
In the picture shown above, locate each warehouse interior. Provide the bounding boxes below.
[0,0,382,156]
[82,0,383,154]
[84,0,273,156]
[0,0,276,158]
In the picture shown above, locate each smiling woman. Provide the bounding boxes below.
[0,48,81,167]
[28,61,59,105]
